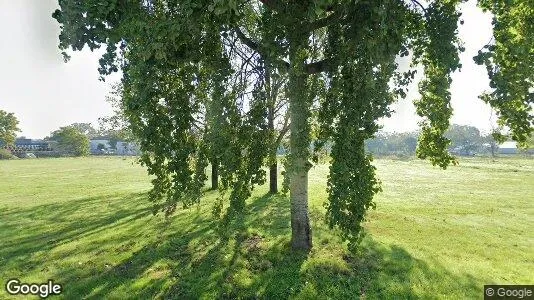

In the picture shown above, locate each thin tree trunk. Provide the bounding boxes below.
[268,107,278,194]
[267,80,278,194]
[211,159,218,190]
[269,160,278,194]
[288,37,312,251]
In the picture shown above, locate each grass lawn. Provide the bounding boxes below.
[0,156,533,299]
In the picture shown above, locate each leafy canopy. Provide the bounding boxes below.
[0,110,20,146]
[474,0,533,147]
[48,126,90,157]
[53,0,533,249]
[69,123,98,139]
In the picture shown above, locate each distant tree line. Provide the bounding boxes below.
[365,124,514,157]
[365,132,419,157]
[2,106,529,161]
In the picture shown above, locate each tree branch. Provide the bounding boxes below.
[276,112,290,145]
[274,98,287,115]
[411,0,427,14]
[234,27,260,53]
[307,10,343,32]
[304,58,333,74]
[234,27,290,71]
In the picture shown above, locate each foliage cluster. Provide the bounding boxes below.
[47,126,90,157]
[0,148,17,160]
[474,0,533,147]
[0,110,20,146]
[365,125,503,157]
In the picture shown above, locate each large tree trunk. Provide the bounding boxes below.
[288,37,312,251]
[289,155,311,251]
[211,159,218,190]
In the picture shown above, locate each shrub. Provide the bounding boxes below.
[48,127,90,157]
[0,148,17,160]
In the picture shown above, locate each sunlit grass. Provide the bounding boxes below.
[0,156,532,298]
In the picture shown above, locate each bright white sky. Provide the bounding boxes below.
[0,0,495,138]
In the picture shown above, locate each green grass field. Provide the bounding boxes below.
[1,156,533,299]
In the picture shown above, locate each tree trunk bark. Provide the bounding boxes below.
[289,155,311,251]
[288,37,312,251]
[269,161,278,194]
[267,86,278,194]
[211,159,218,190]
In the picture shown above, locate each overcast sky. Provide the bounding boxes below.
[1,0,495,138]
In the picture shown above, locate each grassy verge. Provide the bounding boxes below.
[0,156,532,299]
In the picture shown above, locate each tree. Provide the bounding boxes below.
[99,83,141,155]
[203,34,290,193]
[101,81,223,189]
[445,124,482,156]
[251,60,290,194]
[365,132,419,157]
[474,1,533,148]
[0,110,20,146]
[53,0,533,252]
[528,134,534,149]
[48,126,90,157]
[398,133,418,156]
[69,123,98,139]
[98,83,136,142]
[518,132,534,156]
[481,132,499,157]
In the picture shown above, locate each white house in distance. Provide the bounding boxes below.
[498,141,534,155]
[90,139,111,153]
[498,141,517,155]
[116,141,140,155]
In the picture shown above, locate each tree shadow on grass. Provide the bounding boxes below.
[2,192,482,299]
[0,193,152,275]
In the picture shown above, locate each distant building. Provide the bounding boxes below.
[90,139,112,154]
[13,138,52,151]
[498,141,534,155]
[498,141,517,155]
[116,141,140,155]
[1,138,56,158]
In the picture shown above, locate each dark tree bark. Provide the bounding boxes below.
[211,159,218,190]
[267,75,278,194]
[265,63,282,195]
[269,161,278,194]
